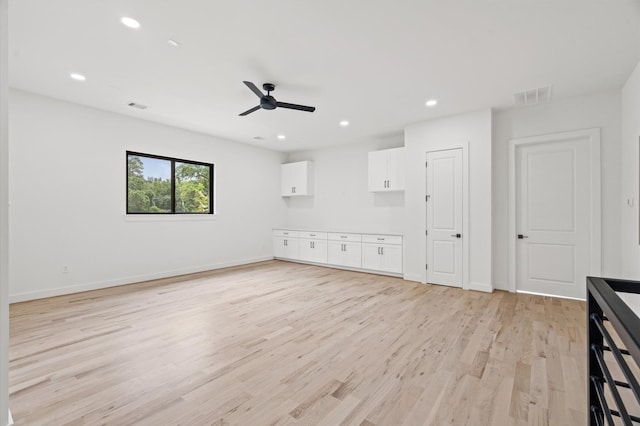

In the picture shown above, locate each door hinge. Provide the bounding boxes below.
[425,264,428,270]
[425,195,430,202]
[425,230,428,236]
[425,161,428,167]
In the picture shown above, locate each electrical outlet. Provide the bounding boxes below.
[62,264,69,273]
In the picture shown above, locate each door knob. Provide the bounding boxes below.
[517,234,529,239]
[450,233,461,238]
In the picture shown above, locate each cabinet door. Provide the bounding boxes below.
[327,241,345,265]
[281,164,295,196]
[311,239,328,264]
[380,244,402,273]
[284,238,299,259]
[368,150,388,192]
[386,148,405,191]
[273,237,287,258]
[362,243,382,270]
[298,238,314,262]
[343,242,362,268]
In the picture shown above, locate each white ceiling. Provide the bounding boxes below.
[9,0,640,152]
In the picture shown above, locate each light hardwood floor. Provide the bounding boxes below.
[9,260,587,425]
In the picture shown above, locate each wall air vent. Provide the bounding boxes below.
[514,85,552,106]
[128,102,148,110]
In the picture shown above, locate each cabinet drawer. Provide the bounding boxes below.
[362,234,403,245]
[327,233,362,242]
[273,229,299,238]
[299,231,327,239]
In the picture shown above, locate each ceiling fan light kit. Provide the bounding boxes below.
[239,81,316,116]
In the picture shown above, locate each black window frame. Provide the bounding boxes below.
[126,151,214,215]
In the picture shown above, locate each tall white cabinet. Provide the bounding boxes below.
[281,161,313,196]
[368,147,405,192]
[273,229,402,277]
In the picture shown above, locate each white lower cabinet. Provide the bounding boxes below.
[299,238,328,264]
[361,234,403,274]
[361,243,382,270]
[273,230,299,259]
[327,233,362,268]
[327,241,362,269]
[274,236,299,259]
[274,229,402,276]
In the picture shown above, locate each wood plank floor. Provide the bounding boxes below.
[9,260,587,425]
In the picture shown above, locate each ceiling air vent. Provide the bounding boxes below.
[514,86,552,106]
[128,102,148,110]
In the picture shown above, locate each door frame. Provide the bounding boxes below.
[424,143,469,290]
[507,128,601,296]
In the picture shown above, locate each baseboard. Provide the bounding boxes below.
[517,289,585,301]
[492,281,510,292]
[467,281,494,293]
[274,258,403,278]
[9,256,273,303]
[403,273,423,283]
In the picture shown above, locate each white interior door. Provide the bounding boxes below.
[426,149,463,287]
[516,137,591,299]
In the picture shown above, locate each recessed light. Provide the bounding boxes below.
[340,120,349,127]
[128,102,148,110]
[121,17,141,29]
[277,134,286,140]
[70,73,86,81]
[167,39,181,47]
[425,99,438,107]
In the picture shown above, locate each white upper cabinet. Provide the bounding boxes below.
[368,147,405,192]
[281,161,314,197]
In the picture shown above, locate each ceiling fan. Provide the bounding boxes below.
[239,81,316,116]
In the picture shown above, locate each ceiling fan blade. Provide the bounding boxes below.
[276,102,316,113]
[243,81,264,98]
[239,105,261,116]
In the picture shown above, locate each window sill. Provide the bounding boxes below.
[124,213,218,222]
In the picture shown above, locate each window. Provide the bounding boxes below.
[126,151,213,214]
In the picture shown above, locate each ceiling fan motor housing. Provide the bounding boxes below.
[261,96,277,110]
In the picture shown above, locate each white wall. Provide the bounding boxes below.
[285,138,404,234]
[404,109,493,290]
[0,0,9,424]
[492,91,622,290]
[621,61,640,279]
[8,90,286,302]
[283,111,492,291]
